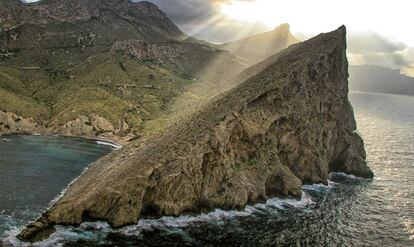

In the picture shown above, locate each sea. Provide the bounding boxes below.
[0,92,413,246]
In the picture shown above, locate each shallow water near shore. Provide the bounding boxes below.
[1,92,414,246]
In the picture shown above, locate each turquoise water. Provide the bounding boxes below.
[0,135,114,240]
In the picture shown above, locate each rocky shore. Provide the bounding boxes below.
[0,110,132,145]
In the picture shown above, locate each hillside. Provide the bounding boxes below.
[18,26,373,242]
[219,23,300,65]
[349,65,414,95]
[0,0,247,141]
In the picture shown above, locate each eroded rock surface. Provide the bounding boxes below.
[0,110,44,134]
[18,26,373,242]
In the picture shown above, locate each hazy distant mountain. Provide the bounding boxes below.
[219,23,300,65]
[349,65,414,95]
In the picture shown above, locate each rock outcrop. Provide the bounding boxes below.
[0,110,44,134]
[52,114,117,137]
[0,110,126,141]
[18,26,373,242]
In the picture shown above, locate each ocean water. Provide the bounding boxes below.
[1,92,414,246]
[0,135,115,245]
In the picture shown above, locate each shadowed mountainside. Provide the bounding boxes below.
[18,26,373,242]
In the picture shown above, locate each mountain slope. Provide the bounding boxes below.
[219,23,300,65]
[0,0,184,43]
[18,26,372,242]
[0,0,247,140]
[349,65,414,95]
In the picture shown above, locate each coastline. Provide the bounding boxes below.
[0,131,127,149]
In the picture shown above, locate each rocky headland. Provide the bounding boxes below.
[17,26,373,242]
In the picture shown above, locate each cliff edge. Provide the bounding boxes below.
[18,26,373,242]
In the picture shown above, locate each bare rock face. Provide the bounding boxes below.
[111,40,189,61]
[1,0,172,29]
[0,110,44,134]
[0,0,184,52]
[18,26,373,242]
[52,114,116,137]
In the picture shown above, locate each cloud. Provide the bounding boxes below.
[142,0,265,43]
[20,0,414,76]
[144,0,217,25]
[399,48,414,76]
[143,1,254,24]
[147,0,414,75]
[347,35,414,76]
[348,33,406,53]
[349,51,406,67]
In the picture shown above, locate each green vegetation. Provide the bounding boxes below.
[0,50,196,136]
[0,0,247,138]
[0,88,49,119]
[52,87,129,127]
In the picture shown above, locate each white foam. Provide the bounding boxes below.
[264,192,314,210]
[330,172,363,180]
[96,140,122,150]
[122,208,252,234]
[1,185,329,245]
[2,227,28,247]
[1,222,114,247]
[302,183,330,192]
[353,129,363,138]
[327,180,338,188]
[121,191,316,236]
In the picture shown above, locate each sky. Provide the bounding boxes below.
[23,0,414,76]
[145,0,414,76]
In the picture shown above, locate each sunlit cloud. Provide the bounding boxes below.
[347,33,414,76]
[217,0,414,46]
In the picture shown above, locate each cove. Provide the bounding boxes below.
[0,135,115,238]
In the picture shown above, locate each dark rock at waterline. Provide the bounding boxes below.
[18,25,373,242]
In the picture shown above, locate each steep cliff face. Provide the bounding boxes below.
[18,26,373,242]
